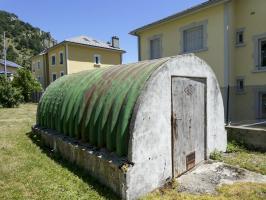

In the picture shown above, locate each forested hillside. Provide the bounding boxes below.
[0,10,56,68]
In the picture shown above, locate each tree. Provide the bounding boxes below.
[0,75,23,108]
[12,68,42,102]
[6,45,19,63]
[0,10,56,68]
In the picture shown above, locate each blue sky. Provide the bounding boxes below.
[0,0,205,63]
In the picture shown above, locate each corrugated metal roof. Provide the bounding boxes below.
[65,35,125,52]
[37,57,170,157]
[130,0,227,35]
[0,59,21,68]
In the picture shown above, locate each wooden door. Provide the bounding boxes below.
[171,77,206,177]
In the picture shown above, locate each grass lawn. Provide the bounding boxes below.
[0,104,118,200]
[143,182,266,200]
[221,150,266,175]
[210,141,266,175]
[0,104,265,200]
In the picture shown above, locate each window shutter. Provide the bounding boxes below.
[150,38,161,59]
[184,25,204,52]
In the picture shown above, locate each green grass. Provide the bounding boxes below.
[211,141,266,175]
[142,182,266,200]
[0,104,265,200]
[0,104,118,200]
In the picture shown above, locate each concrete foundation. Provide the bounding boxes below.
[32,126,129,198]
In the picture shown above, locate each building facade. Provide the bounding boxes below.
[0,59,21,77]
[32,36,125,88]
[130,0,266,123]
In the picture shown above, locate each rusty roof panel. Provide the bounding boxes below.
[37,58,170,157]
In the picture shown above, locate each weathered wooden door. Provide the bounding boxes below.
[171,77,206,177]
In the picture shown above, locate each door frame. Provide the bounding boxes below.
[171,76,207,178]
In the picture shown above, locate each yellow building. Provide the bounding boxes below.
[32,35,125,88]
[0,59,21,77]
[130,0,266,122]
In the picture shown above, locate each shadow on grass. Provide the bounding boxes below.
[26,131,119,200]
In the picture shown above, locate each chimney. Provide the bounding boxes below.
[111,36,119,48]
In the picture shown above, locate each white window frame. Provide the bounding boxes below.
[51,54,56,66]
[94,54,101,65]
[235,28,245,47]
[253,33,266,71]
[59,51,64,65]
[236,77,245,94]
[148,34,162,60]
[60,71,64,77]
[179,20,208,54]
[52,73,57,81]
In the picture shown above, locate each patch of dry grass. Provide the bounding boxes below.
[212,141,266,175]
[221,151,266,175]
[143,182,266,200]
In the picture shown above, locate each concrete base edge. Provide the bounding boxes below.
[32,126,129,199]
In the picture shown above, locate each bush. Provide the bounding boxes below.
[0,75,23,108]
[6,45,19,63]
[227,140,246,153]
[12,68,42,102]
[210,149,223,161]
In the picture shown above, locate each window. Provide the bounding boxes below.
[183,25,204,52]
[60,71,64,77]
[236,78,245,93]
[259,93,266,119]
[59,52,64,64]
[259,38,266,68]
[180,21,208,53]
[52,73,57,81]
[236,28,245,46]
[37,76,41,82]
[37,61,41,69]
[94,54,101,64]
[51,55,56,65]
[150,37,161,59]
[253,34,266,70]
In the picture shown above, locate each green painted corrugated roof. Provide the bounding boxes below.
[37,58,170,156]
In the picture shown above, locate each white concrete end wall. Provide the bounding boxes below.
[126,54,227,199]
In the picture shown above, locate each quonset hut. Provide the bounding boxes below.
[33,54,227,200]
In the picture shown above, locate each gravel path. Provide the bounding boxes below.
[177,161,266,194]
